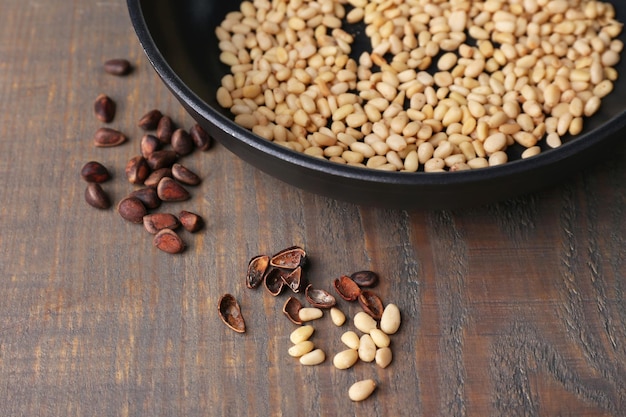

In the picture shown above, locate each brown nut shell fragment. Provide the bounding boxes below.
[144,167,172,188]
[157,177,191,202]
[350,270,379,288]
[246,254,270,289]
[117,196,147,224]
[143,213,180,234]
[153,229,186,254]
[103,58,132,76]
[84,183,111,209]
[270,246,306,269]
[138,109,163,130]
[190,123,212,151]
[147,150,178,170]
[93,127,127,147]
[172,163,201,186]
[283,296,303,325]
[171,128,195,156]
[282,266,304,293]
[128,187,161,209]
[81,161,111,183]
[218,294,246,333]
[156,115,174,144]
[264,268,286,296]
[333,275,361,301]
[358,290,384,320]
[179,210,204,233]
[140,134,161,159]
[125,155,151,185]
[305,284,336,308]
[94,94,116,123]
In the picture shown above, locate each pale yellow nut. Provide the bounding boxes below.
[330,307,346,326]
[333,349,359,370]
[353,311,377,334]
[380,304,401,335]
[369,328,391,348]
[348,379,377,402]
[341,331,360,350]
[290,325,314,344]
[298,307,323,322]
[358,334,377,362]
[299,348,326,366]
[288,341,315,358]
[375,347,393,369]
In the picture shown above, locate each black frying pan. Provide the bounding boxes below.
[127,0,626,209]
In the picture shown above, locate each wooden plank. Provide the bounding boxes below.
[0,0,625,416]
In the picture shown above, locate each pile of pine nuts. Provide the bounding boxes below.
[216,0,623,172]
[286,302,401,401]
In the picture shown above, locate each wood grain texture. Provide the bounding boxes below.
[1,0,625,416]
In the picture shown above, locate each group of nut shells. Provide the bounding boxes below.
[218,245,402,402]
[81,58,212,254]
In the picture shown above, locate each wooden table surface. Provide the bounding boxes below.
[1,0,625,416]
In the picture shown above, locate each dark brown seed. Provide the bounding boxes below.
[283,297,303,325]
[144,167,172,188]
[156,115,174,144]
[156,177,190,201]
[264,268,286,296]
[270,246,306,269]
[218,294,246,333]
[117,196,147,223]
[153,228,186,254]
[333,275,361,301]
[179,210,204,233]
[128,187,161,209]
[140,134,161,159]
[84,183,111,209]
[143,213,180,234]
[171,128,195,156]
[138,109,163,130]
[305,285,336,308]
[94,94,116,123]
[103,58,132,76]
[282,266,304,293]
[125,155,151,185]
[171,163,201,186]
[190,123,212,151]
[358,290,384,320]
[350,270,380,288]
[147,150,178,170]
[93,127,126,147]
[80,161,111,183]
[246,255,270,289]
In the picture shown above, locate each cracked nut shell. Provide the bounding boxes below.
[305,285,336,308]
[333,275,361,301]
[246,254,270,289]
[270,246,306,269]
[218,294,246,333]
